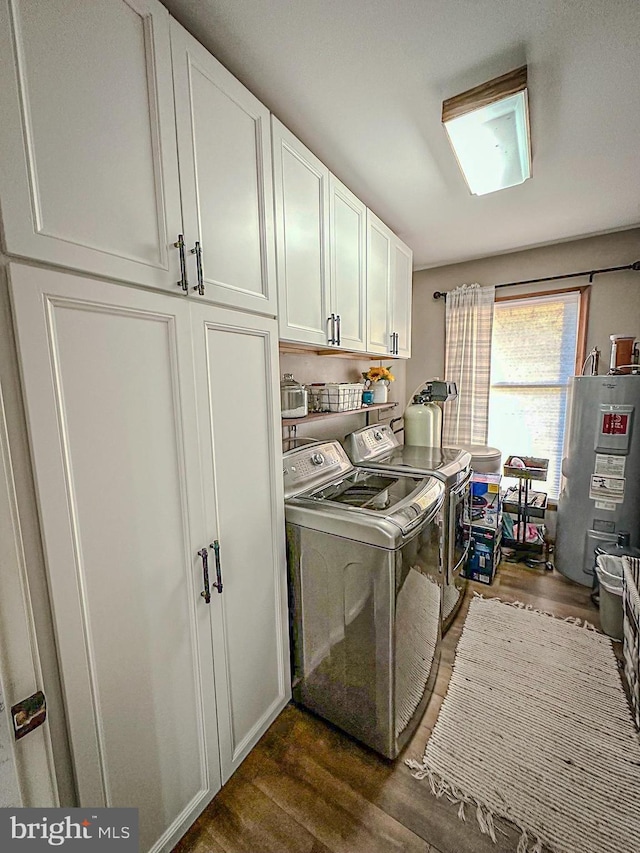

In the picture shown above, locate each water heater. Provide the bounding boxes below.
[555,375,640,585]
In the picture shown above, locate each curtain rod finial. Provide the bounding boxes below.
[433,291,446,301]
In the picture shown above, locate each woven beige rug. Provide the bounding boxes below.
[407,596,640,853]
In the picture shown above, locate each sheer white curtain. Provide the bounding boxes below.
[442,283,495,445]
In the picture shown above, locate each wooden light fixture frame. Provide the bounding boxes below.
[442,66,528,123]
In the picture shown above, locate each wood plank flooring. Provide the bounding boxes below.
[173,563,610,853]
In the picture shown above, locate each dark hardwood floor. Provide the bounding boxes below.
[173,563,606,853]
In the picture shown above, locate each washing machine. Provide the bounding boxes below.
[344,424,472,633]
[283,439,445,759]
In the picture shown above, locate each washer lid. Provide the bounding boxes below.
[286,467,445,548]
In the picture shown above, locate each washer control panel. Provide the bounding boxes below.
[344,424,398,463]
[283,441,352,498]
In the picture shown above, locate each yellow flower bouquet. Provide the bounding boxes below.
[363,366,395,384]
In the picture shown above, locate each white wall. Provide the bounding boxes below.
[408,228,640,400]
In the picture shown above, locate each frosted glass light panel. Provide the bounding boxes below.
[444,91,531,196]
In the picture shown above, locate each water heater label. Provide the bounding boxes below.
[602,412,629,435]
[594,454,626,477]
[589,475,625,503]
[595,404,634,453]
[594,500,617,512]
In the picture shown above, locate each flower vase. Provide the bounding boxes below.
[372,381,388,404]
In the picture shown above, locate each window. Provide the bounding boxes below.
[487,290,585,499]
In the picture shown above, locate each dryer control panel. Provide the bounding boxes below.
[343,424,399,463]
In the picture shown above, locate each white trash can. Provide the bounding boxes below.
[595,555,625,640]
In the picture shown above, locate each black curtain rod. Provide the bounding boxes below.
[432,260,640,300]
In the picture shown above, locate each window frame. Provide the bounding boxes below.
[494,284,590,374]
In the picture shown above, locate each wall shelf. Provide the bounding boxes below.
[282,402,397,427]
[282,402,398,450]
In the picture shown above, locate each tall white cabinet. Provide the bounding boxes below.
[1,1,411,845]
[9,264,289,853]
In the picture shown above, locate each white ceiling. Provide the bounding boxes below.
[163,0,640,269]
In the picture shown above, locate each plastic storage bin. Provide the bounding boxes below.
[595,554,624,640]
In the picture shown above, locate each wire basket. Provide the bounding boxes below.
[307,383,364,413]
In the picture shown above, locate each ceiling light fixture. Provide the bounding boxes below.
[442,66,531,196]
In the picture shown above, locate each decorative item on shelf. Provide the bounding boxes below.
[280,373,308,418]
[362,366,395,405]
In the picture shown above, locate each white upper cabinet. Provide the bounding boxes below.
[366,211,393,355]
[272,118,331,346]
[171,21,277,314]
[272,121,367,350]
[0,0,183,290]
[392,235,413,358]
[329,175,367,352]
[366,211,413,358]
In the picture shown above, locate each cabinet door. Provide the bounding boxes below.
[272,118,331,346]
[329,176,367,352]
[366,210,393,355]
[190,303,290,782]
[0,0,183,291]
[171,21,277,315]
[391,236,413,358]
[10,265,221,853]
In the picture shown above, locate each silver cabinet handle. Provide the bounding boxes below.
[327,314,336,345]
[210,540,223,594]
[198,547,211,604]
[390,332,395,354]
[335,314,341,346]
[174,234,189,293]
[190,241,204,296]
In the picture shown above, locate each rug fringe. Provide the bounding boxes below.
[472,592,597,631]
[407,760,545,852]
